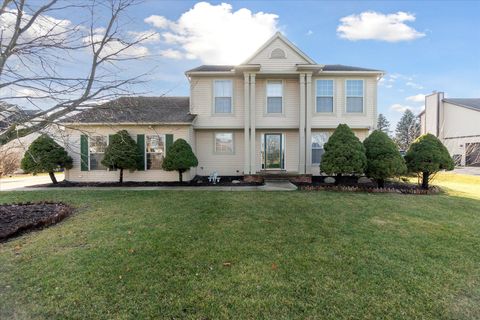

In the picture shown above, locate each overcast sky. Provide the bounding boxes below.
[4,1,480,128]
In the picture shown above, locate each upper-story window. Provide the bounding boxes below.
[146,135,165,169]
[89,136,107,170]
[214,80,232,113]
[316,80,334,113]
[346,80,364,113]
[266,80,283,114]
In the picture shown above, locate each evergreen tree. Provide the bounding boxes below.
[395,109,420,151]
[405,134,454,189]
[363,130,407,188]
[21,134,73,184]
[102,130,142,183]
[377,113,391,136]
[162,138,198,182]
[320,124,366,180]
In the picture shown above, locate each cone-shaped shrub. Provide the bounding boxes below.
[405,133,454,189]
[363,130,407,188]
[320,124,366,179]
[102,130,142,183]
[21,134,73,184]
[162,138,198,182]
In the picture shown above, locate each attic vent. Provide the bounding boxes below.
[270,48,286,59]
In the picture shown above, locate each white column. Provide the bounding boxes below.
[249,74,256,173]
[305,73,313,174]
[243,73,251,174]
[298,73,306,174]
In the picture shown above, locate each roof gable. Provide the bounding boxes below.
[242,32,315,69]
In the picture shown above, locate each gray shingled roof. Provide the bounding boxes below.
[443,98,480,111]
[186,65,234,72]
[186,64,381,73]
[322,64,382,72]
[63,96,195,124]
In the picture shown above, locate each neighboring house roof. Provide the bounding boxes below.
[186,64,381,74]
[62,96,196,124]
[443,98,480,111]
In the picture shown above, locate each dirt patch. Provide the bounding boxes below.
[31,176,263,188]
[0,202,74,241]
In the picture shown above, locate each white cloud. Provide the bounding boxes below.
[160,49,185,60]
[145,2,279,64]
[337,11,425,42]
[306,30,313,36]
[144,15,171,29]
[390,103,423,114]
[406,94,426,103]
[83,32,150,59]
[406,81,424,89]
[128,30,161,44]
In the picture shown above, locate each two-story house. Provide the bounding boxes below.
[63,32,383,182]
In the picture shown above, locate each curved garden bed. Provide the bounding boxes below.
[0,202,74,241]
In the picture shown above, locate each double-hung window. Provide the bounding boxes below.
[312,132,330,164]
[266,80,283,113]
[316,80,334,112]
[214,80,233,113]
[146,135,165,169]
[89,136,107,170]
[214,132,234,154]
[346,80,364,113]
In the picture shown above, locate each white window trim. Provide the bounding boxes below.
[315,79,335,114]
[212,79,234,115]
[344,79,365,114]
[145,134,166,170]
[265,79,284,115]
[213,132,235,155]
[88,135,108,171]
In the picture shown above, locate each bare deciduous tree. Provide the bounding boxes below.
[0,0,155,146]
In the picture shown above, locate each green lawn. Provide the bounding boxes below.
[1,174,479,319]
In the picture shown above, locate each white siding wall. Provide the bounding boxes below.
[195,130,245,175]
[424,94,439,136]
[64,125,194,182]
[310,76,377,129]
[255,78,300,128]
[190,76,244,128]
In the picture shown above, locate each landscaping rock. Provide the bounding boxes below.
[232,180,241,184]
[324,177,335,184]
[357,177,372,184]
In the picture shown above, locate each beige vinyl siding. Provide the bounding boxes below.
[247,38,310,72]
[310,76,377,129]
[255,79,300,128]
[195,130,245,175]
[424,94,439,136]
[254,130,299,173]
[309,129,369,175]
[190,76,244,128]
[64,125,193,182]
[441,102,480,139]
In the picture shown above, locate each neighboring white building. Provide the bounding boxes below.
[419,91,480,166]
[62,32,384,182]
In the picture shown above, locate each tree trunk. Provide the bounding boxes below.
[49,172,57,184]
[377,179,385,188]
[119,168,123,183]
[422,171,429,190]
[178,170,184,182]
[335,173,342,185]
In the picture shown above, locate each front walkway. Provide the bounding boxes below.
[0,173,64,191]
[4,179,298,192]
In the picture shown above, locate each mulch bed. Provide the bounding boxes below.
[294,176,441,194]
[0,202,74,241]
[31,176,263,188]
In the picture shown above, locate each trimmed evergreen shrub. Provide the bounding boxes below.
[405,133,454,189]
[21,134,73,184]
[162,138,198,182]
[363,130,407,188]
[320,124,367,180]
[102,130,142,183]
